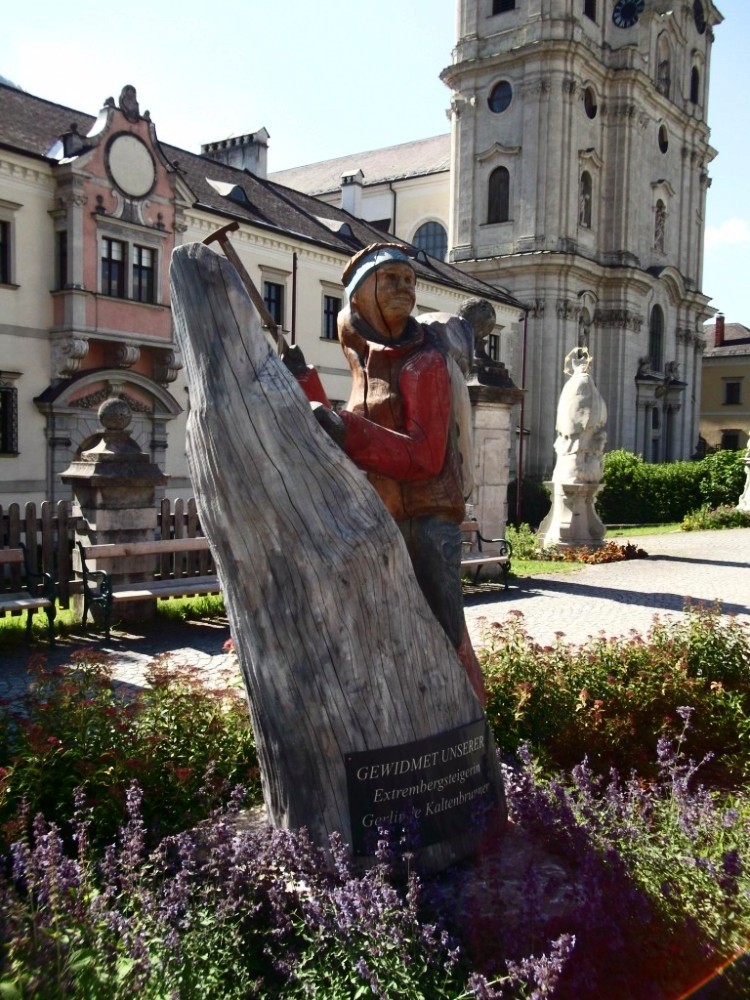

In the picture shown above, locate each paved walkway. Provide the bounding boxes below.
[2,528,748,703]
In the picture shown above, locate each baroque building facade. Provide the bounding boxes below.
[0,83,520,509]
[441,0,722,475]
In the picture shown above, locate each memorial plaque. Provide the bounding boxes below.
[345,718,496,855]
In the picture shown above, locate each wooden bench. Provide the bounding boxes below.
[0,544,56,646]
[76,536,220,639]
[460,521,512,589]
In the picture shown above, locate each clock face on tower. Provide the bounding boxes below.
[612,0,645,29]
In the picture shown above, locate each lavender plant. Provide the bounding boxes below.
[0,784,570,999]
[500,721,750,999]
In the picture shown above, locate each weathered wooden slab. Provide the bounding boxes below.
[170,242,505,870]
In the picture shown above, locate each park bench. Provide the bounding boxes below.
[460,521,512,589]
[76,536,220,639]
[0,544,56,646]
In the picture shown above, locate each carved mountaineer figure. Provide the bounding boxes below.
[286,243,486,705]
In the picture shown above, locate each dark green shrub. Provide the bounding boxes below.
[698,450,746,508]
[595,450,650,523]
[597,450,745,525]
[506,477,550,527]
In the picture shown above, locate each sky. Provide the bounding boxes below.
[2,0,747,325]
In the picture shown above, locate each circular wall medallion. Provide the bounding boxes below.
[106,134,156,198]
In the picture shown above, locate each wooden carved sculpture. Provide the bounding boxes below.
[170,242,505,872]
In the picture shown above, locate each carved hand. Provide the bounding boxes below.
[311,402,345,448]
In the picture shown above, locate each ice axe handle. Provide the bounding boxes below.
[203,223,287,353]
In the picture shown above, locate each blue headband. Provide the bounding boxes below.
[344,246,414,302]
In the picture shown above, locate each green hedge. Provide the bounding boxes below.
[596,449,746,525]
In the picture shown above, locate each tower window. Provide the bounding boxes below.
[658,124,669,154]
[488,81,513,114]
[583,87,598,119]
[412,221,448,261]
[584,0,597,21]
[492,0,515,13]
[690,67,701,105]
[649,305,664,372]
[487,167,510,224]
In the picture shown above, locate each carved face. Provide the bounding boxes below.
[351,262,416,339]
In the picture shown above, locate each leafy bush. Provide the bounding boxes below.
[506,478,551,528]
[503,522,540,560]
[597,449,746,525]
[0,653,260,854]
[682,504,750,531]
[481,604,750,783]
[698,449,746,508]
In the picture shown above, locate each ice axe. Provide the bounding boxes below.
[203,221,288,355]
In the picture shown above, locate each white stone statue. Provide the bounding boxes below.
[552,348,607,485]
[538,347,608,548]
[738,433,750,512]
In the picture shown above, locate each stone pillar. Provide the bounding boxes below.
[468,385,523,541]
[61,397,168,624]
[460,298,524,544]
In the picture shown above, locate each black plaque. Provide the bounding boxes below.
[345,718,495,855]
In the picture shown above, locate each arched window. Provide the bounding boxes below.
[690,67,701,105]
[649,305,664,372]
[412,221,448,261]
[579,172,592,228]
[487,167,510,224]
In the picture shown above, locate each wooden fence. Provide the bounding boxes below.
[0,498,209,610]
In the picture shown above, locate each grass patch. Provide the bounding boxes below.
[0,594,228,650]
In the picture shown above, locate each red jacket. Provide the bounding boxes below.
[298,310,465,524]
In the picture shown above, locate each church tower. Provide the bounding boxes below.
[442,0,722,478]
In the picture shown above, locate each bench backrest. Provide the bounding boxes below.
[79,537,211,560]
[0,549,25,566]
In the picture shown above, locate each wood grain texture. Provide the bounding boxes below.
[170,242,505,870]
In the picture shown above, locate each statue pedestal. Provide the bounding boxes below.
[537,481,606,549]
